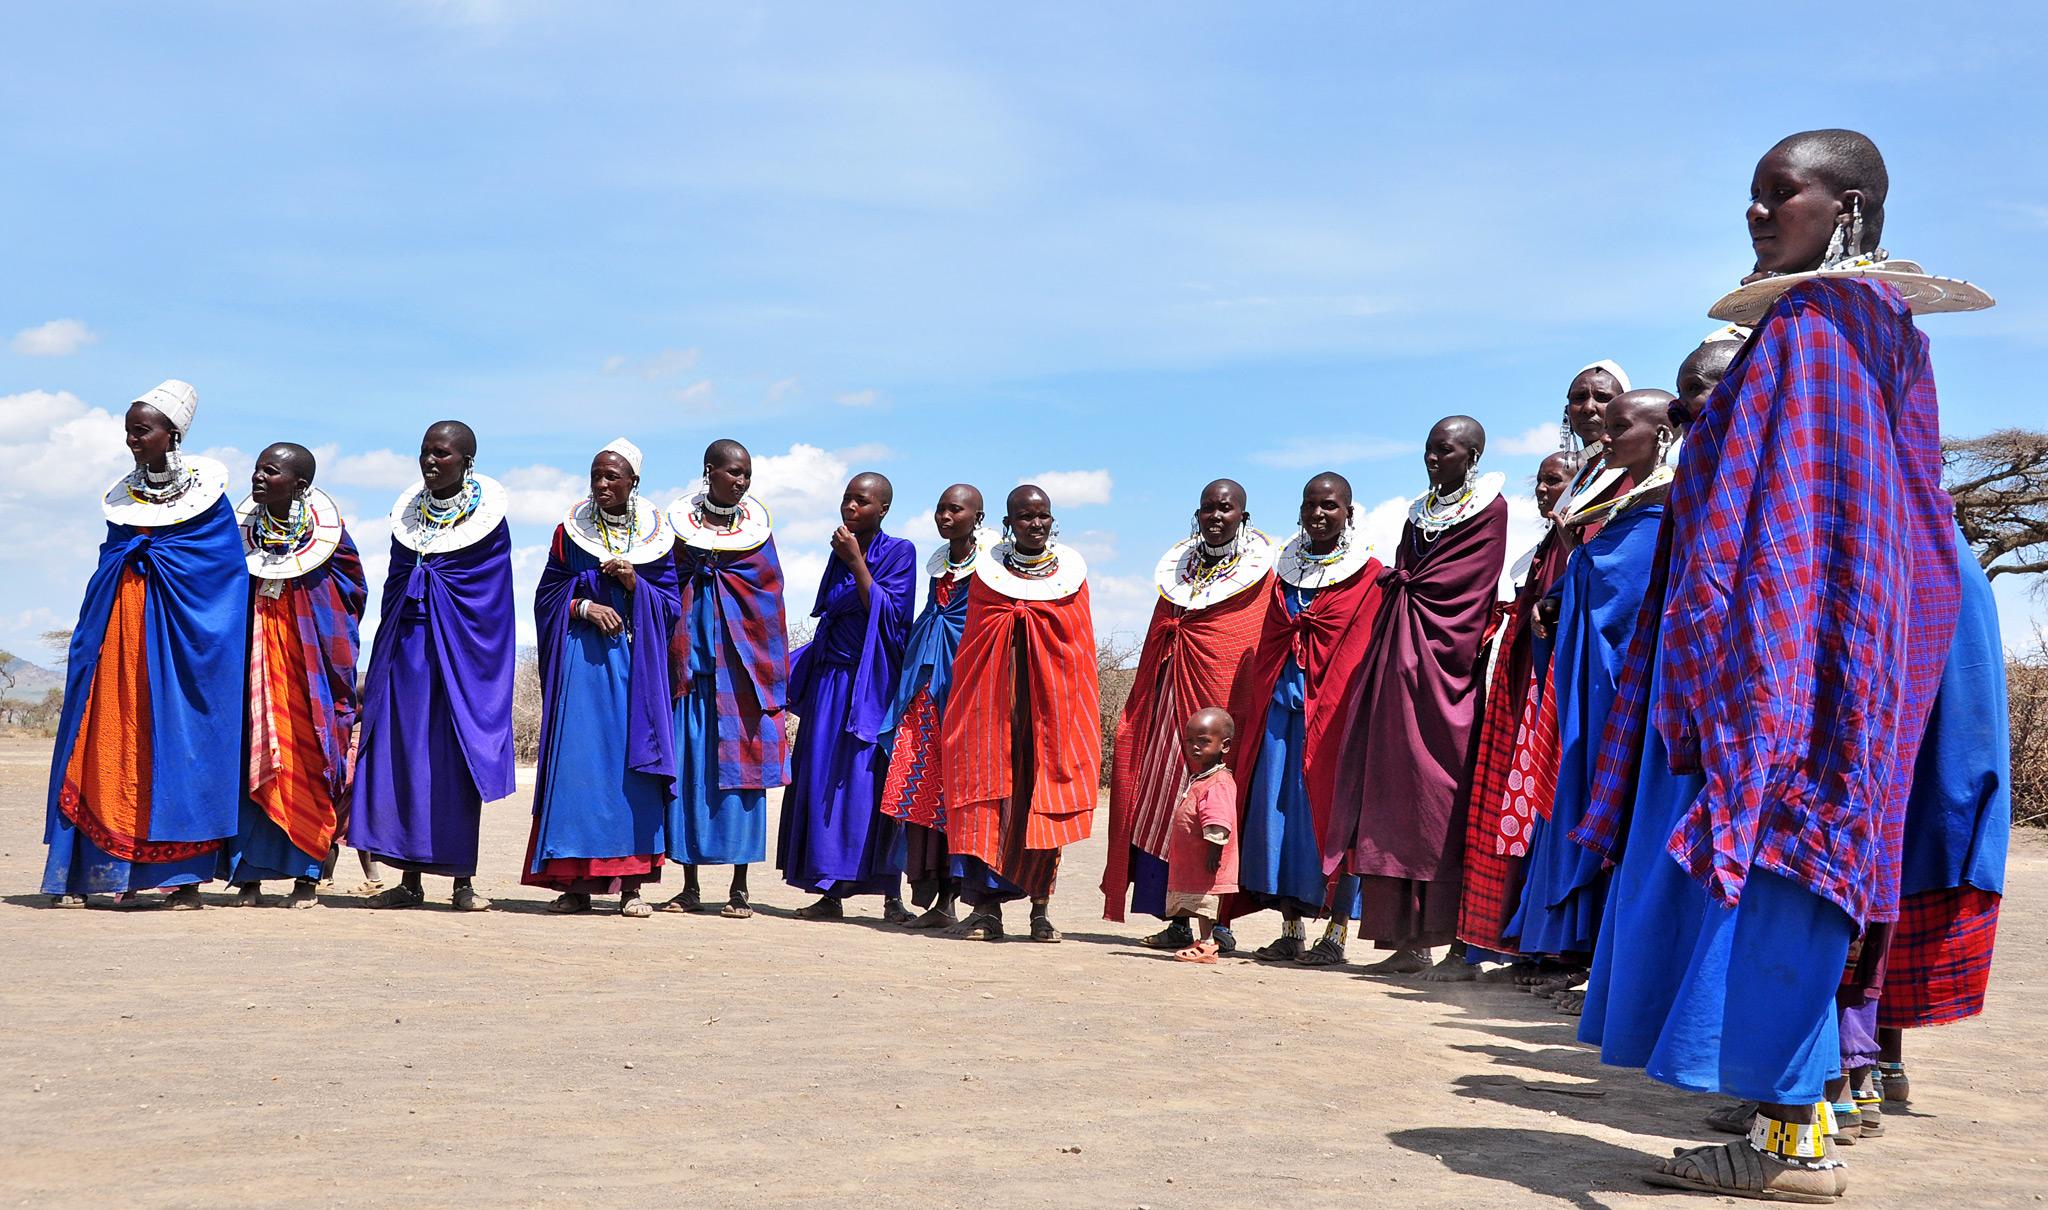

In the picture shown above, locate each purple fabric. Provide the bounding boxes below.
[533,527,682,798]
[1328,495,1509,881]
[348,520,517,874]
[778,531,916,894]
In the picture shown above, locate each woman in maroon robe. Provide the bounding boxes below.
[1324,416,1509,973]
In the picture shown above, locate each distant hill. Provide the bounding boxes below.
[1,655,63,701]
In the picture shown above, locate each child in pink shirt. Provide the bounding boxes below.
[1167,706,1240,964]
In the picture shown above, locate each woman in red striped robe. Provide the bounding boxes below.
[940,484,1100,943]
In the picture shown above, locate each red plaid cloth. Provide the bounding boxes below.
[1652,279,1959,926]
[1879,884,2001,1029]
[671,536,791,790]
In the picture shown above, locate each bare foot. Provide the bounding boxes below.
[1359,947,1431,975]
[1415,950,1477,982]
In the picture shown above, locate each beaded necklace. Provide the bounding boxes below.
[1006,543,1060,579]
[125,461,196,506]
[417,475,481,530]
[1558,464,1674,529]
[1412,480,1474,543]
[253,497,312,554]
[592,500,639,554]
[1292,532,1349,578]
[696,494,742,532]
[1181,532,1245,595]
[944,543,978,575]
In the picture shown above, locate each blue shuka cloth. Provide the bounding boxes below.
[1506,504,1662,956]
[223,799,323,883]
[1578,643,1851,1104]
[1899,526,2009,900]
[528,536,681,867]
[1239,585,1358,918]
[349,521,517,877]
[43,494,249,895]
[670,568,769,864]
[778,531,916,897]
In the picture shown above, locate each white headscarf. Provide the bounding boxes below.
[1700,324,1751,346]
[132,379,198,435]
[1574,359,1632,393]
[600,437,643,476]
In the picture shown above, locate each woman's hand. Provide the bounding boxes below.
[829,525,863,567]
[1531,595,1560,639]
[581,601,626,637]
[601,557,637,592]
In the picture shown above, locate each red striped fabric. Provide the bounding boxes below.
[941,577,1100,856]
[1879,884,2001,1029]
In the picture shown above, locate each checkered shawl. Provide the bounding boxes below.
[671,536,791,790]
[289,528,368,802]
[1649,279,1959,926]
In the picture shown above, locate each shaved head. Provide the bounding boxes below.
[1771,128,1888,245]
[1305,471,1352,507]
[1432,414,1486,457]
[940,483,983,513]
[1007,483,1050,514]
[425,420,477,459]
[1186,705,1235,739]
[1202,478,1245,503]
[849,471,893,507]
[704,438,749,467]
[262,441,316,484]
[1609,388,1675,424]
[1537,449,1578,476]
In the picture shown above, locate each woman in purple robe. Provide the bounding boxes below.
[1323,415,1508,973]
[523,439,681,918]
[779,473,918,921]
[351,421,517,912]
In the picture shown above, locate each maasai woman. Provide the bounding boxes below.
[1452,448,1577,972]
[1502,391,1675,964]
[661,439,789,918]
[1103,479,1274,950]
[43,380,245,909]
[1555,360,1630,554]
[523,439,680,918]
[1228,472,1385,961]
[940,485,1100,943]
[225,443,366,909]
[1323,416,1508,973]
[352,421,517,912]
[1576,129,1977,1203]
[879,484,988,929]
[780,473,917,921]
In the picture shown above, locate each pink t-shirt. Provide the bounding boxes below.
[1167,768,1240,895]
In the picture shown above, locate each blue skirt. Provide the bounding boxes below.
[1578,654,1851,1104]
[777,659,901,897]
[221,798,323,884]
[531,624,669,867]
[42,823,215,896]
[1239,669,1334,917]
[668,673,767,865]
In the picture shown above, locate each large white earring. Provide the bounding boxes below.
[1824,217,1848,268]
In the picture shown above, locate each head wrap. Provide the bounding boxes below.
[1574,360,1632,393]
[600,437,643,476]
[132,379,198,435]
[1700,324,1752,346]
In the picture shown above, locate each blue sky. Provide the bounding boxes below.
[3,1,2045,659]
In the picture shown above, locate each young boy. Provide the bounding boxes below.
[1168,706,1240,964]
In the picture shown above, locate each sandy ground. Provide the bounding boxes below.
[0,734,2040,1209]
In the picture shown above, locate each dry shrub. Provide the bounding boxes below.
[1097,633,1142,786]
[2010,639,2048,829]
[512,650,543,763]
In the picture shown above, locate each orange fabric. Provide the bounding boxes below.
[943,578,1100,851]
[59,569,219,863]
[249,591,337,860]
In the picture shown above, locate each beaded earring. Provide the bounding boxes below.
[1656,429,1675,465]
[1847,197,1864,261]
[1824,218,1847,268]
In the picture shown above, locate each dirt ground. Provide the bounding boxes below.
[0,734,2040,1209]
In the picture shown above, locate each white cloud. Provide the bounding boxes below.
[1024,468,1112,507]
[674,379,715,409]
[765,377,800,403]
[1065,528,1119,566]
[1496,423,1567,457]
[323,447,421,491]
[1253,435,1409,469]
[499,463,586,527]
[835,388,879,407]
[10,319,98,357]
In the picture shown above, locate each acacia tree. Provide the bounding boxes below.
[1945,428,2048,583]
